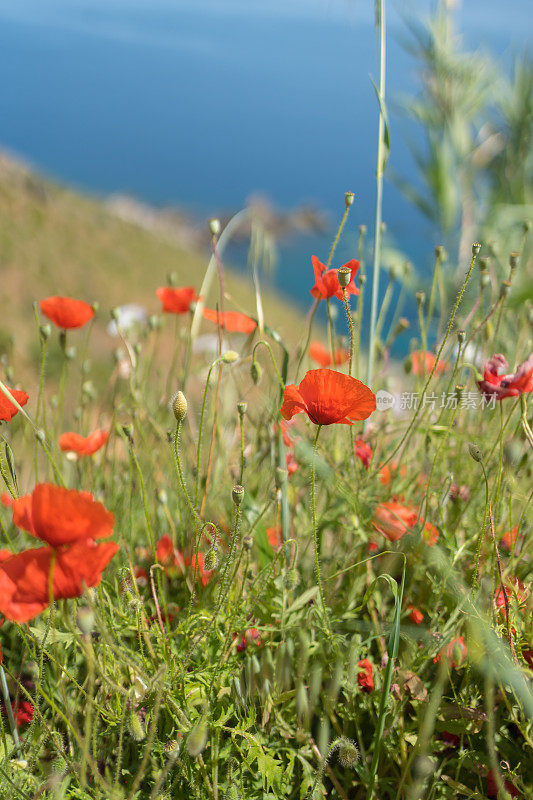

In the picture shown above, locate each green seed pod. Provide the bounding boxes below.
[509,252,520,270]
[237,401,247,417]
[39,323,51,342]
[186,718,209,757]
[337,267,351,288]
[35,428,46,443]
[344,191,354,208]
[472,242,481,256]
[232,485,244,505]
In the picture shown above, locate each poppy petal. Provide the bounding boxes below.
[0,387,29,422]
[59,429,109,456]
[40,297,94,329]
[279,384,308,421]
[30,484,114,546]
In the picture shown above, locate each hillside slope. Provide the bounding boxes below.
[0,152,307,380]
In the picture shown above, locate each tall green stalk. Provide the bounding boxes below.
[366,0,387,389]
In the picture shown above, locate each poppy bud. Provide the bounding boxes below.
[76,606,95,635]
[167,271,178,287]
[35,429,46,443]
[221,350,239,364]
[509,252,520,270]
[203,548,218,571]
[39,324,51,342]
[338,740,359,768]
[148,314,160,331]
[359,273,366,286]
[127,708,146,742]
[480,272,491,288]
[209,218,221,237]
[232,485,244,505]
[338,267,352,288]
[472,242,481,256]
[457,330,465,344]
[404,355,412,374]
[172,391,188,422]
[359,224,367,235]
[344,191,355,207]
[283,568,299,590]
[394,317,410,335]
[65,346,76,361]
[434,245,446,260]
[156,488,167,505]
[416,291,426,306]
[237,401,247,417]
[455,385,464,403]
[468,442,483,463]
[380,221,387,234]
[121,423,134,442]
[187,718,209,757]
[251,360,262,385]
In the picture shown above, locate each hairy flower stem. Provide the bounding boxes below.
[471,460,490,598]
[310,426,335,647]
[366,0,387,390]
[195,356,223,510]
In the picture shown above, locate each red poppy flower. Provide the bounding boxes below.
[235,627,261,652]
[9,484,114,547]
[486,769,520,798]
[202,308,257,334]
[354,439,372,469]
[372,502,419,542]
[309,341,349,368]
[156,286,198,314]
[13,701,34,726]
[433,636,467,668]
[478,353,533,400]
[156,534,184,572]
[59,429,109,456]
[494,578,527,621]
[0,386,29,422]
[280,369,375,426]
[357,658,374,691]
[408,606,424,625]
[310,256,359,301]
[286,452,298,476]
[501,525,519,551]
[411,351,447,376]
[40,296,94,329]
[188,553,212,587]
[0,539,118,623]
[266,526,282,550]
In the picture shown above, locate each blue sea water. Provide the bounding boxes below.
[0,0,530,342]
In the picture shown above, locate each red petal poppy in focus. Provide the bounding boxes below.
[310,256,360,301]
[0,386,29,422]
[0,539,118,623]
[11,484,114,547]
[156,286,198,314]
[280,369,376,426]
[59,429,109,456]
[39,297,94,329]
[202,308,257,334]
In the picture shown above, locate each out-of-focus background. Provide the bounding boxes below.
[0,0,531,358]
